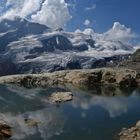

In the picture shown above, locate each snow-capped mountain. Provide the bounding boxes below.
[0,18,136,75]
[0,17,50,52]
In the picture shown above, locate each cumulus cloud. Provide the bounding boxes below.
[75,29,82,34]
[85,4,96,11]
[103,22,137,43]
[1,0,42,20]
[31,0,71,28]
[0,0,71,28]
[83,28,95,35]
[83,22,137,44]
[84,19,91,26]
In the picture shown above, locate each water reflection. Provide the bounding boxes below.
[68,86,140,118]
[0,108,65,140]
[0,84,140,140]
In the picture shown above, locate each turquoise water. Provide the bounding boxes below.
[0,85,140,140]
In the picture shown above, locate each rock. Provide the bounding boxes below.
[102,71,116,83]
[0,121,12,138]
[118,49,140,72]
[119,120,140,140]
[119,74,138,87]
[136,121,140,127]
[0,68,140,88]
[19,75,49,88]
[119,77,138,88]
[115,69,138,87]
[91,59,107,68]
[64,70,103,86]
[49,92,73,103]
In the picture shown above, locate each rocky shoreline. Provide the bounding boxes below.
[119,121,140,140]
[0,68,139,88]
[0,68,140,139]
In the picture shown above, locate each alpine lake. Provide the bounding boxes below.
[0,84,140,140]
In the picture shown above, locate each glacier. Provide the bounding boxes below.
[0,17,138,75]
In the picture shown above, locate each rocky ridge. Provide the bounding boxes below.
[0,68,139,89]
[118,49,140,72]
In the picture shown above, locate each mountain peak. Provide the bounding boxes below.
[0,17,50,34]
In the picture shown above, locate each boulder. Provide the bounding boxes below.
[136,121,140,127]
[0,121,12,138]
[49,92,73,103]
[119,120,140,140]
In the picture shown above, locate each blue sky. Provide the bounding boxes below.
[66,0,140,34]
[0,0,139,38]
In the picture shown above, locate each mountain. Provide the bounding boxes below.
[0,59,17,76]
[118,49,140,72]
[0,17,50,52]
[0,17,136,75]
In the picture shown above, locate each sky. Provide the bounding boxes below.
[66,0,140,34]
[0,0,139,44]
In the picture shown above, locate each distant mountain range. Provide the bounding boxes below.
[0,17,138,76]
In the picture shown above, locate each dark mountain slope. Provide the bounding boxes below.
[0,17,50,52]
[118,49,140,72]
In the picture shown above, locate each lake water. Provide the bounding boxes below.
[0,84,140,140]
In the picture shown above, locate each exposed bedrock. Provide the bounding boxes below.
[119,121,140,140]
[0,68,139,88]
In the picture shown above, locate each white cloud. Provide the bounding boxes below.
[31,0,71,28]
[83,22,137,44]
[2,0,42,20]
[84,19,91,26]
[75,29,82,34]
[0,0,71,28]
[85,4,96,11]
[78,22,138,52]
[83,28,94,35]
[103,22,137,43]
